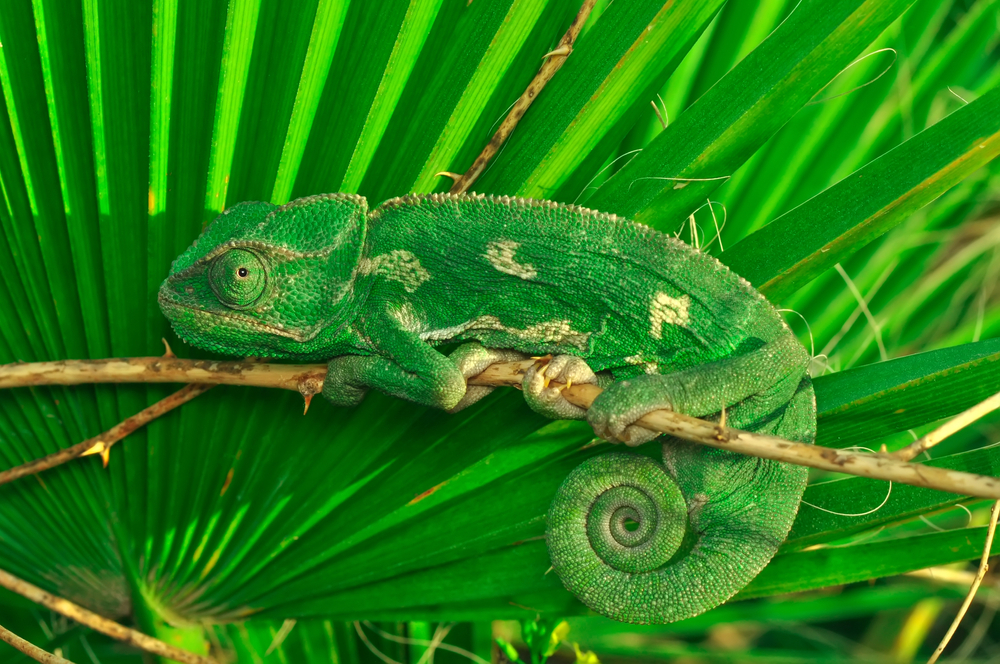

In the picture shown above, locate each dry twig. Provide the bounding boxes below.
[4,356,1000,500]
[0,357,326,396]
[0,568,216,664]
[445,0,597,194]
[895,389,1000,461]
[0,623,73,664]
[469,360,1000,500]
[0,383,212,486]
[927,500,1000,663]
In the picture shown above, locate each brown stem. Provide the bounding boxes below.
[927,500,1000,664]
[5,356,1000,500]
[447,0,597,194]
[0,357,326,396]
[468,360,1000,500]
[0,383,213,487]
[0,624,74,664]
[894,389,1000,461]
[0,568,216,664]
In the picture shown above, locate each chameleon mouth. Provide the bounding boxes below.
[158,291,314,343]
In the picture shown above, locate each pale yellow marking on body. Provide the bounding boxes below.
[625,354,660,374]
[484,240,537,280]
[420,315,589,351]
[649,292,690,339]
[358,250,430,292]
[389,302,425,334]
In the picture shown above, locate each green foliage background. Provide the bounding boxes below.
[0,0,999,661]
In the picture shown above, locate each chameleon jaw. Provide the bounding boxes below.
[158,293,320,347]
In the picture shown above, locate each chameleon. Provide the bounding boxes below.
[159,192,815,624]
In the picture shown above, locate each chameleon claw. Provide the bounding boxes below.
[539,364,551,389]
[302,393,313,416]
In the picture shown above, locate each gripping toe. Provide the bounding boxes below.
[523,355,597,421]
[447,342,528,412]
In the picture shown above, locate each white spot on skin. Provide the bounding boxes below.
[358,250,430,292]
[419,315,590,351]
[649,292,690,339]
[625,354,659,374]
[389,302,424,334]
[484,240,537,280]
[420,321,471,341]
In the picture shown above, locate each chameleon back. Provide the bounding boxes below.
[364,194,791,380]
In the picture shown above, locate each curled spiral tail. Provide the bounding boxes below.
[547,453,688,621]
[548,375,815,624]
[548,444,807,624]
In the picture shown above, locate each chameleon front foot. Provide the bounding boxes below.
[523,354,599,421]
[447,342,528,412]
[321,356,370,406]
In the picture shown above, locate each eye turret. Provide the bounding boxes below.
[209,248,267,308]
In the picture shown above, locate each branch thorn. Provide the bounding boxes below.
[542,44,572,59]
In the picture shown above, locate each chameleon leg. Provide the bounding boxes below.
[588,333,808,444]
[322,323,468,410]
[446,342,528,412]
[549,376,814,624]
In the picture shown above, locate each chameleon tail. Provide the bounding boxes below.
[547,379,814,624]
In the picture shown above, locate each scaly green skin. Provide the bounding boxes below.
[160,193,815,624]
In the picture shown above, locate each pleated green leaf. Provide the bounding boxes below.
[585,0,915,226]
[0,2,998,660]
[724,84,1000,300]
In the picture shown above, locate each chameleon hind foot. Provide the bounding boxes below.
[447,342,528,412]
[587,375,665,446]
[523,354,600,421]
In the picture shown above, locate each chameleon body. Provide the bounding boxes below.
[160,193,815,624]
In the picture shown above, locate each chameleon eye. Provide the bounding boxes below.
[209,249,267,308]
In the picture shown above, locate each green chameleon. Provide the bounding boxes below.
[160,192,815,624]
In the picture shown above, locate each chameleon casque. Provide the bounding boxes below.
[159,192,816,624]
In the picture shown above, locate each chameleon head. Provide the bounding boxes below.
[158,194,367,358]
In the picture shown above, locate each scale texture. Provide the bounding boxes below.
[160,193,816,624]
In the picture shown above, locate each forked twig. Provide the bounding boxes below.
[445,0,597,194]
[895,390,1000,461]
[0,568,216,664]
[0,383,213,486]
[3,356,1000,500]
[927,500,1000,664]
[0,623,73,664]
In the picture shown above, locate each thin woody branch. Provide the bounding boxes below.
[0,568,216,664]
[469,361,1000,500]
[3,357,1000,501]
[0,623,73,664]
[0,357,326,397]
[445,0,597,194]
[927,500,1000,664]
[895,390,1000,461]
[0,383,213,486]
